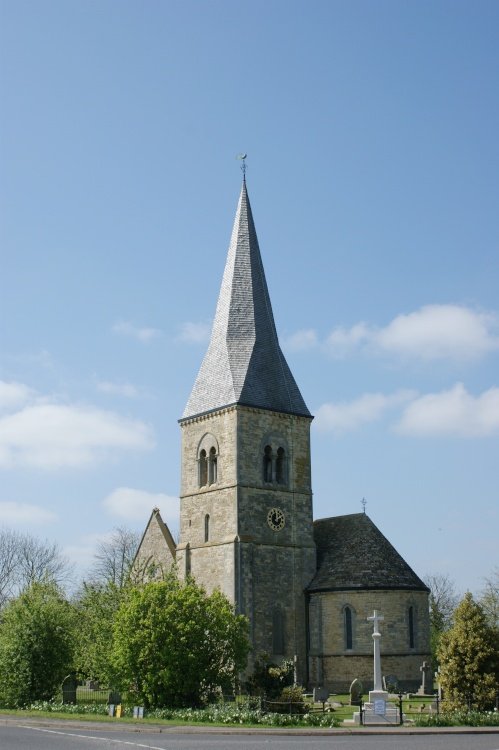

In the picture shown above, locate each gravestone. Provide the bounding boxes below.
[62,674,77,704]
[349,678,363,706]
[417,660,432,695]
[383,674,399,693]
[313,687,329,704]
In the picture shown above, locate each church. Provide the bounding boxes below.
[134,176,431,692]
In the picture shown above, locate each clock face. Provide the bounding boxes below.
[267,507,285,531]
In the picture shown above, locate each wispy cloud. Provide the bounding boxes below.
[0,501,57,524]
[177,321,212,344]
[325,323,370,358]
[315,389,417,434]
[112,321,162,343]
[97,381,140,398]
[103,487,179,529]
[283,328,319,352]
[326,305,499,362]
[0,380,155,470]
[396,383,499,437]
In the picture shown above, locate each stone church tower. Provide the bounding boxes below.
[176,178,317,680]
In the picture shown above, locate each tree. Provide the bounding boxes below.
[245,655,294,697]
[90,526,140,587]
[73,581,124,686]
[0,581,75,707]
[0,529,73,609]
[479,568,499,631]
[0,529,19,608]
[438,592,499,711]
[112,576,249,707]
[425,572,459,664]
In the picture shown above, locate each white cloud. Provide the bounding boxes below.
[177,321,212,344]
[0,402,154,469]
[326,323,370,358]
[0,501,57,524]
[112,321,162,343]
[325,305,499,361]
[0,381,33,411]
[103,487,179,529]
[97,381,140,398]
[396,383,499,437]
[315,389,417,434]
[283,328,319,352]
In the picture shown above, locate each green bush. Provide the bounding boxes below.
[269,685,306,714]
[413,710,499,727]
[20,700,341,726]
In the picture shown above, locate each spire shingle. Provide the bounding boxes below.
[182,180,310,420]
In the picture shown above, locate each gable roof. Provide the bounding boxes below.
[308,513,429,593]
[182,179,311,420]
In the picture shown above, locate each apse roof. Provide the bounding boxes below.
[308,513,429,593]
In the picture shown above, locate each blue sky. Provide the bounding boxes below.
[1,0,498,593]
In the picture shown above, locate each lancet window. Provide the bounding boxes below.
[204,514,210,543]
[208,446,217,484]
[272,608,285,655]
[199,449,208,487]
[408,606,415,648]
[344,606,353,650]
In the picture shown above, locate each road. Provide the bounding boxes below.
[1,724,499,750]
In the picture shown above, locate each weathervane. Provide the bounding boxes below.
[237,152,247,176]
[361,497,367,514]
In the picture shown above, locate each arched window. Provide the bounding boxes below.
[408,606,415,648]
[276,447,285,484]
[272,608,284,655]
[208,446,217,485]
[197,434,219,487]
[344,606,353,650]
[263,445,273,482]
[199,449,208,487]
[204,514,210,543]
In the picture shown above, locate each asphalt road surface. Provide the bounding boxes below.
[1,725,499,750]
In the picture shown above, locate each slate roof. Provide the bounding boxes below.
[308,513,429,593]
[182,179,311,420]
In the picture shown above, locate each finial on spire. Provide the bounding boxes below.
[237,152,247,178]
[361,497,367,513]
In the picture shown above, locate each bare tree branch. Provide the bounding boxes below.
[0,529,73,608]
[90,526,140,588]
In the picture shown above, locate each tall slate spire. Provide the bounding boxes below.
[182,179,311,420]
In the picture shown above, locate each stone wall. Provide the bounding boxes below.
[132,510,175,582]
[308,589,431,692]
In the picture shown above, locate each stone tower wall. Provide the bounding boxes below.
[179,405,316,682]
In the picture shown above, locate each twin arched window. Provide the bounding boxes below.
[263,445,286,484]
[198,436,218,487]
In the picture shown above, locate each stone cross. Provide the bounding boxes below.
[419,660,431,694]
[367,610,384,691]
